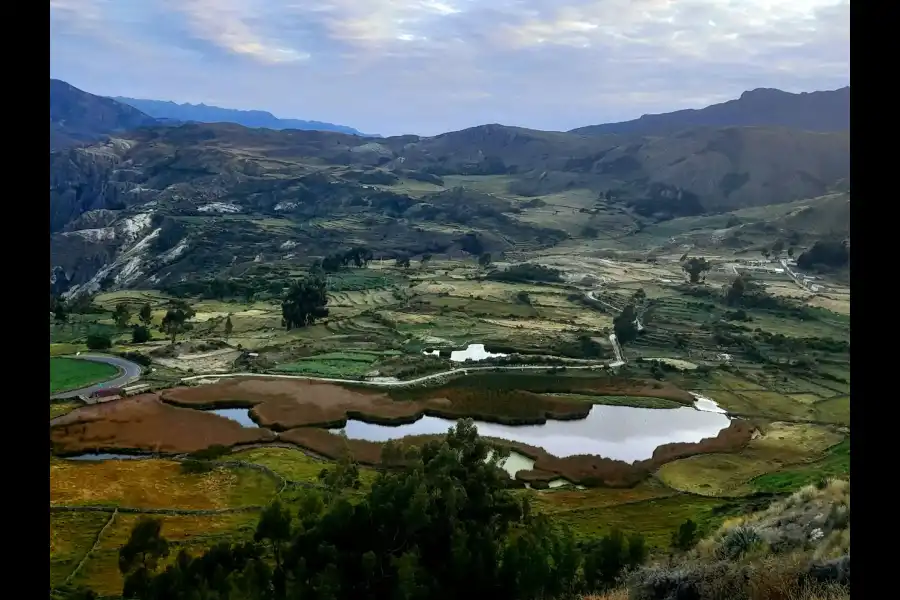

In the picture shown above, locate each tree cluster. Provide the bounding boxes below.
[613,304,640,346]
[318,247,374,273]
[104,422,654,600]
[281,277,329,330]
[486,263,563,284]
[796,240,849,271]
[160,300,196,344]
[681,257,712,284]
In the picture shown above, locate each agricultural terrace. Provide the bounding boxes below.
[49,251,849,595]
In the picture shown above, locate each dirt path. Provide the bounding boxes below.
[63,508,118,586]
[181,362,609,388]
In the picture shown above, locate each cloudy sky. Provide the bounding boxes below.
[50,0,850,136]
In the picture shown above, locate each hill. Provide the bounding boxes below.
[572,87,850,137]
[112,96,372,136]
[49,116,848,294]
[50,79,157,151]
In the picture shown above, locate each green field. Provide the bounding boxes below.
[750,439,850,493]
[50,357,118,394]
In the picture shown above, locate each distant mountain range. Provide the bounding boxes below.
[571,87,850,136]
[112,97,374,137]
[50,79,157,151]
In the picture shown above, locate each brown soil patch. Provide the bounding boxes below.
[50,394,275,455]
[161,378,593,429]
[277,419,756,488]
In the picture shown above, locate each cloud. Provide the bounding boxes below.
[49,0,850,136]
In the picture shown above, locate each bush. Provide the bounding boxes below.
[187,445,232,460]
[85,333,112,351]
[180,459,214,474]
[118,351,152,367]
[718,525,764,560]
[131,325,151,344]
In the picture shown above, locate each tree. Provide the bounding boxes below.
[396,256,412,269]
[787,247,795,258]
[762,249,771,259]
[796,240,850,271]
[138,303,153,327]
[671,518,699,552]
[224,314,234,341]
[420,253,432,267]
[478,252,493,268]
[113,303,131,329]
[86,333,112,351]
[583,529,646,591]
[255,500,292,596]
[345,246,374,268]
[613,304,639,346]
[131,325,151,344]
[110,421,655,600]
[281,276,329,330]
[119,517,170,599]
[771,239,785,255]
[317,448,361,499]
[682,257,711,284]
[160,308,193,344]
[53,301,68,324]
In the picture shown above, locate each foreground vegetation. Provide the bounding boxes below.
[53,423,849,600]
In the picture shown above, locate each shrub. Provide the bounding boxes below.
[118,351,153,367]
[180,459,214,474]
[85,333,112,350]
[718,525,764,560]
[131,325,151,344]
[187,445,232,460]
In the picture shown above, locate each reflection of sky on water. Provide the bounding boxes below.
[333,404,731,464]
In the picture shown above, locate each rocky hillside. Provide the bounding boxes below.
[50,79,157,151]
[112,96,371,136]
[600,480,850,600]
[573,87,850,136]
[49,116,849,294]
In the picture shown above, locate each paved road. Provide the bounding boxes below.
[51,354,143,400]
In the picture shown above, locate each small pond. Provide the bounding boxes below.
[65,453,146,461]
[332,401,730,464]
[423,343,508,363]
[208,408,260,428]
[690,393,729,414]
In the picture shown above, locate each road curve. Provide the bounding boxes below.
[51,354,143,400]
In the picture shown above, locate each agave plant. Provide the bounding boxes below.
[718,525,764,560]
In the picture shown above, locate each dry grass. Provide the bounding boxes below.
[50,511,112,587]
[50,458,278,509]
[656,424,843,497]
[50,394,276,454]
[581,589,629,600]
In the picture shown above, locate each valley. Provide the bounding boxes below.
[49,81,850,600]
[50,245,850,595]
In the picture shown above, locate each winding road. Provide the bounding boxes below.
[51,354,143,400]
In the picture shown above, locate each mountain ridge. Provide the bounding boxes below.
[571,86,850,136]
[50,79,158,150]
[112,96,375,137]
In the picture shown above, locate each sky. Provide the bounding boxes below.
[50,0,850,137]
